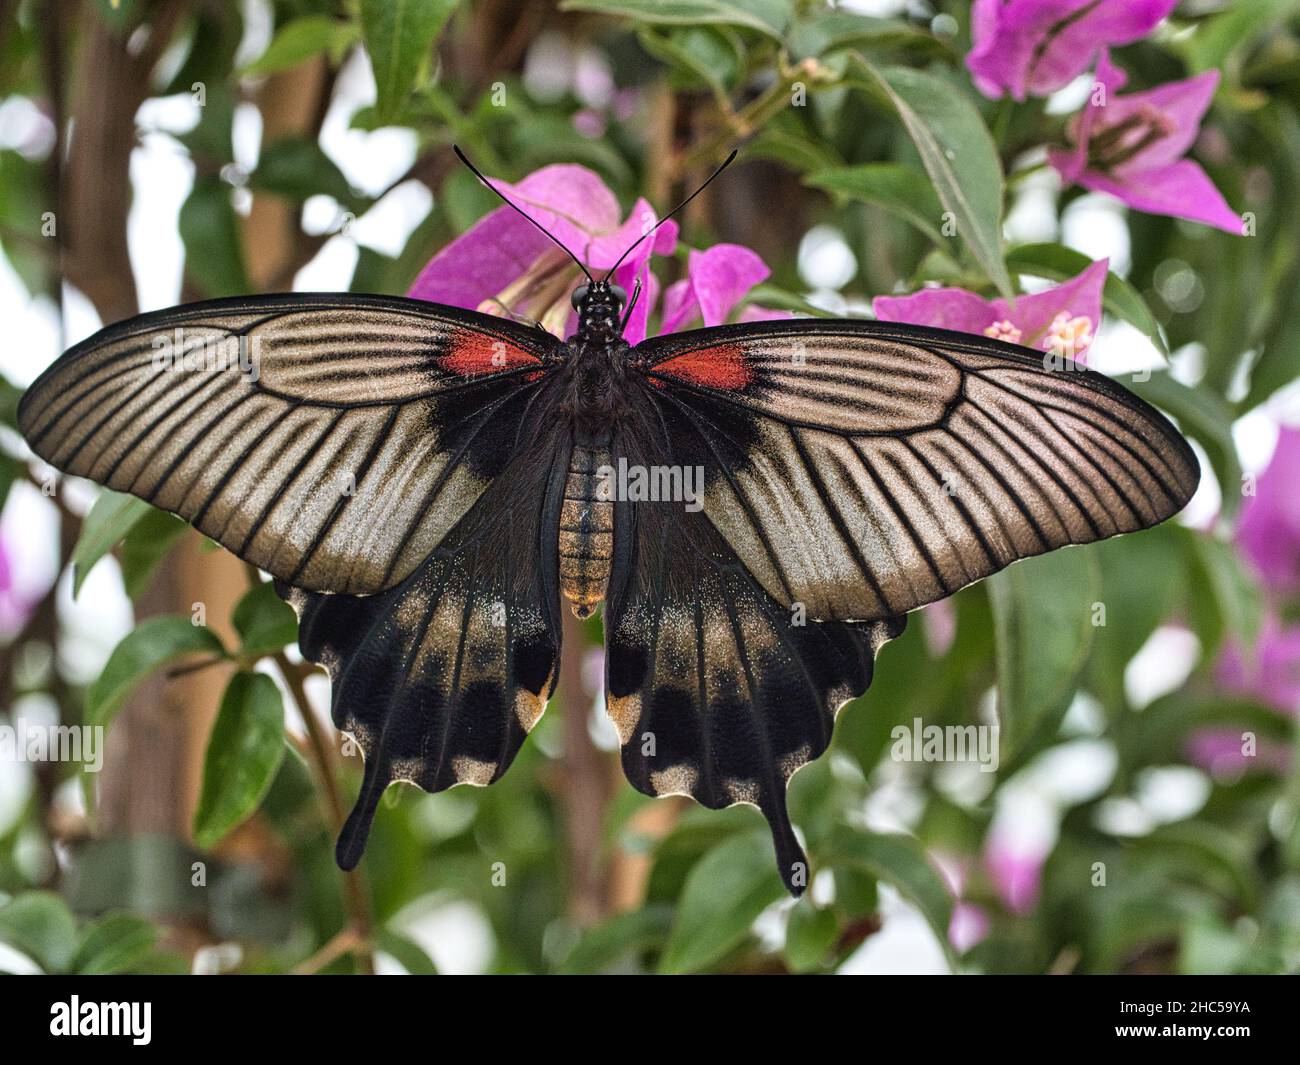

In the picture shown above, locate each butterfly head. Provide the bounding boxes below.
[571,279,627,339]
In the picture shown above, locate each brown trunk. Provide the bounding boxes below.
[57,3,198,844]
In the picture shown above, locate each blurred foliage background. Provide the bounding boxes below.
[0,0,1298,975]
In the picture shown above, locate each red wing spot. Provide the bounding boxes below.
[652,344,752,390]
[441,330,541,377]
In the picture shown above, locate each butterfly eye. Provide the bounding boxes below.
[570,285,589,310]
[610,284,628,306]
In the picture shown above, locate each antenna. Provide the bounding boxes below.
[603,149,739,281]
[453,145,594,283]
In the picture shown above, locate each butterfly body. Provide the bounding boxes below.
[551,279,645,616]
[559,438,614,618]
[19,284,1199,895]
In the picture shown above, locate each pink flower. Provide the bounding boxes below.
[659,244,789,333]
[923,600,957,658]
[1186,729,1292,777]
[949,901,992,953]
[0,535,33,636]
[933,853,992,952]
[984,832,1047,915]
[1191,614,1300,778]
[1236,427,1300,595]
[967,0,1178,101]
[1048,51,1240,233]
[1215,617,1300,717]
[407,163,780,343]
[873,257,1108,364]
[408,163,678,344]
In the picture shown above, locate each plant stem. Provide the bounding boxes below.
[675,55,834,178]
[291,926,365,976]
[270,647,374,974]
[244,564,374,973]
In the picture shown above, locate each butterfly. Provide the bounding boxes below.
[17,150,1199,896]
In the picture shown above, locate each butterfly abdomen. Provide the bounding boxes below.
[559,440,613,619]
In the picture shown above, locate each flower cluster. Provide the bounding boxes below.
[970,0,1238,233]
[408,164,783,343]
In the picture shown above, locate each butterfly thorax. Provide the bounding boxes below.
[558,323,634,437]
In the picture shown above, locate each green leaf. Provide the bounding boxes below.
[119,508,188,599]
[87,617,227,730]
[1136,822,1258,911]
[746,125,843,176]
[659,829,786,973]
[558,906,673,974]
[375,929,439,974]
[70,913,158,975]
[193,672,286,849]
[242,15,360,76]
[1006,242,1168,356]
[179,174,250,296]
[71,490,154,597]
[788,10,950,60]
[784,899,840,972]
[1181,0,1300,74]
[1084,525,1184,709]
[745,282,838,317]
[852,58,1012,298]
[0,376,25,428]
[0,151,51,294]
[988,547,1098,762]
[177,85,236,164]
[560,0,791,39]
[1179,529,1262,659]
[832,865,879,919]
[250,136,363,211]
[360,0,460,125]
[0,892,78,973]
[232,579,299,658]
[1130,372,1242,517]
[828,828,953,961]
[162,6,243,96]
[805,163,945,244]
[637,26,741,103]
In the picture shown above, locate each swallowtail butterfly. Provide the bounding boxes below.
[18,151,1198,895]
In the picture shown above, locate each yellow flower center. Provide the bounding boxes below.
[984,319,1023,344]
[1043,311,1094,359]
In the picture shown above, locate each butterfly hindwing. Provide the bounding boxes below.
[19,293,560,594]
[278,416,570,869]
[604,400,906,895]
[636,319,1200,622]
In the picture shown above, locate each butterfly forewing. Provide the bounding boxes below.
[18,293,560,594]
[635,320,1200,623]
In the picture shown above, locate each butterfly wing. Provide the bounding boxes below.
[279,407,570,869]
[604,399,906,896]
[19,293,560,594]
[633,318,1200,621]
